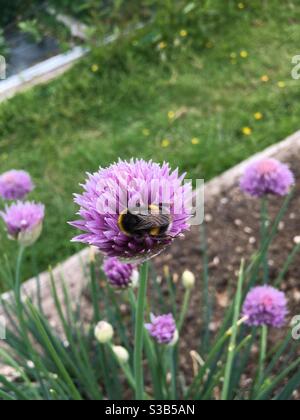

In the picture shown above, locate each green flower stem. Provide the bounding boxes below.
[245,191,293,289]
[15,246,25,302]
[258,325,268,388]
[261,197,269,283]
[13,246,59,399]
[89,256,101,322]
[134,261,149,400]
[200,335,251,400]
[178,289,191,332]
[173,287,193,400]
[109,344,136,390]
[27,301,82,401]
[255,356,300,400]
[201,222,211,354]
[169,346,177,400]
[129,288,164,400]
[14,246,30,342]
[221,260,245,401]
[166,271,177,315]
[186,317,246,399]
[275,242,300,287]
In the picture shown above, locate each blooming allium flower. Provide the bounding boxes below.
[240,158,294,198]
[0,201,45,247]
[0,170,34,200]
[242,286,288,328]
[145,314,178,345]
[70,159,191,262]
[103,257,137,288]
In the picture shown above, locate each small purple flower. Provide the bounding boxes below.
[103,257,138,288]
[0,201,45,247]
[243,286,288,328]
[240,158,294,198]
[0,170,34,200]
[70,159,191,262]
[145,313,178,345]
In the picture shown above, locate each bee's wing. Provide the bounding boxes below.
[134,214,170,231]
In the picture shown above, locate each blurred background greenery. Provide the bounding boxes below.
[0,0,300,285]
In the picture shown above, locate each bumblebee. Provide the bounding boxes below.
[118,204,172,237]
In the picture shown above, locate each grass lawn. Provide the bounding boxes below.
[0,1,300,284]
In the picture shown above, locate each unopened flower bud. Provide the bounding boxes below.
[169,329,179,347]
[131,269,140,289]
[182,270,195,289]
[18,220,43,247]
[112,345,129,364]
[94,321,114,344]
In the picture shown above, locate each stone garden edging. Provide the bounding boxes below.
[0,46,88,102]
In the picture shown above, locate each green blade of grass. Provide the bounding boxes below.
[200,222,212,354]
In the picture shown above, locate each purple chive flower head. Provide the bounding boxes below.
[240,158,294,198]
[243,286,288,328]
[0,170,34,200]
[70,159,191,262]
[145,313,178,345]
[0,201,45,247]
[103,257,138,288]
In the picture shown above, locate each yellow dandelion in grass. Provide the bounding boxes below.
[180,29,188,38]
[242,127,252,136]
[254,112,263,121]
[191,138,200,145]
[261,75,270,83]
[161,139,171,148]
[142,129,150,137]
[158,42,167,50]
[91,64,99,73]
[168,111,176,120]
[240,50,249,59]
[238,2,245,9]
[278,81,286,89]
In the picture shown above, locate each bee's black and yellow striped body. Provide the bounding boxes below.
[118,205,171,237]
